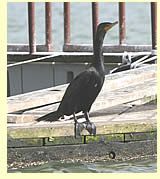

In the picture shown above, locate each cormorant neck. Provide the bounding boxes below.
[93,30,106,66]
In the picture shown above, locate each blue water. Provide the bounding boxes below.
[9,158,156,173]
[7,2,152,51]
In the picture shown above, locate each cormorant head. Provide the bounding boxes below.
[97,21,118,35]
[94,21,118,58]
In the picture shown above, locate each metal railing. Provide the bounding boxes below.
[8,2,157,54]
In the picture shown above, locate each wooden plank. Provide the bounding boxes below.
[92,78,156,112]
[7,65,156,113]
[7,78,156,124]
[7,103,156,139]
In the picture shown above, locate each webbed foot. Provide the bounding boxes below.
[84,111,96,136]
[85,121,96,136]
[73,112,96,138]
[75,122,85,137]
[73,113,86,138]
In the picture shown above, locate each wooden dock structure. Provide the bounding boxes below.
[7,64,157,169]
[7,2,157,170]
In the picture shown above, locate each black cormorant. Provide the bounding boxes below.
[36,21,118,137]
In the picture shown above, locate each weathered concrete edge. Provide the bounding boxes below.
[7,140,157,170]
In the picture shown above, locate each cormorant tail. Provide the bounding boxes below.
[36,110,62,122]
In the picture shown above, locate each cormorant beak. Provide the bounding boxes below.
[104,21,118,32]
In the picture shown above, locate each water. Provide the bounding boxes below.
[9,158,157,173]
[7,2,152,51]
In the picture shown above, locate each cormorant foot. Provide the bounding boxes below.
[85,121,96,136]
[74,121,96,137]
[75,122,85,138]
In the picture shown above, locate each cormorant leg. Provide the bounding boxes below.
[73,113,84,138]
[84,112,96,136]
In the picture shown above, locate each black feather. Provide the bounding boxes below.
[36,110,61,122]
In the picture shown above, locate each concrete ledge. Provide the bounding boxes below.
[7,139,157,169]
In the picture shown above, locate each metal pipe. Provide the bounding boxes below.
[119,2,126,45]
[64,2,70,45]
[45,2,54,52]
[151,2,157,50]
[92,2,99,47]
[28,2,36,54]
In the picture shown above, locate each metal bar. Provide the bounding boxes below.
[7,44,154,53]
[7,54,61,68]
[7,51,153,68]
[64,2,70,45]
[28,2,36,54]
[92,2,99,48]
[45,2,54,52]
[83,136,87,144]
[123,133,126,143]
[151,2,157,50]
[63,44,153,53]
[42,138,46,146]
[119,2,126,45]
